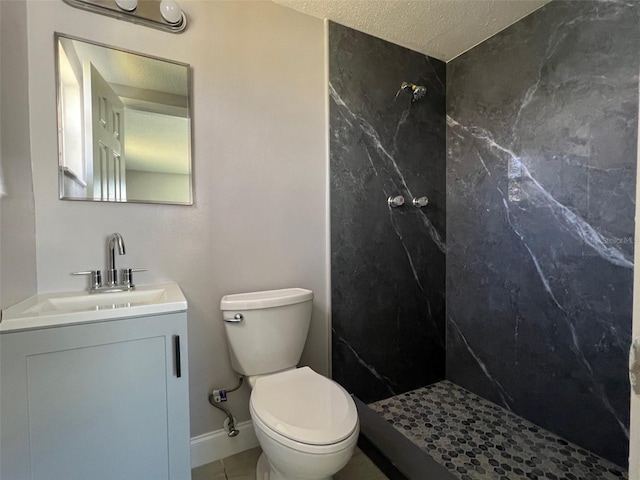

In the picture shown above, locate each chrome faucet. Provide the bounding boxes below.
[107,233,126,286]
[72,233,146,293]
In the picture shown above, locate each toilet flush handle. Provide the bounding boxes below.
[224,313,244,323]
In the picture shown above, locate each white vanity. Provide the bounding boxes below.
[0,282,190,480]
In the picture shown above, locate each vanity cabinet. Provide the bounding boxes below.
[0,311,190,480]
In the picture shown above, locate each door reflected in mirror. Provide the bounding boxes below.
[55,34,193,205]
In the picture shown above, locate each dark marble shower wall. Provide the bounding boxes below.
[446,0,639,467]
[329,22,447,404]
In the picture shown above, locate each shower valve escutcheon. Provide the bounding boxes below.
[388,195,405,207]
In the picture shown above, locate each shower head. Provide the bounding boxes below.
[394,81,427,102]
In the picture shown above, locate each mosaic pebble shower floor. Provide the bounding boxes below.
[369,381,627,480]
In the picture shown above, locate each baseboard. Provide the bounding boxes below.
[190,420,259,468]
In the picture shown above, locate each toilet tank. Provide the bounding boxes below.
[220,288,313,376]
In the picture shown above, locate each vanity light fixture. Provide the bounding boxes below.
[159,0,182,24]
[114,0,137,12]
[61,0,187,33]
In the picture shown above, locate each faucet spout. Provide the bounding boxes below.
[107,233,126,286]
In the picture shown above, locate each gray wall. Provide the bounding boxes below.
[0,0,37,310]
[329,22,447,403]
[23,0,328,440]
[446,0,639,466]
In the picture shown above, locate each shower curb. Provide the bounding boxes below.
[354,396,457,480]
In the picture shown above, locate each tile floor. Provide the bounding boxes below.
[370,380,628,480]
[192,381,629,480]
[191,446,390,480]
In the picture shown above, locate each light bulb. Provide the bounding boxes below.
[114,0,137,12]
[159,0,183,24]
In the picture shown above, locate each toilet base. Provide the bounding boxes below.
[255,452,333,480]
[256,453,270,480]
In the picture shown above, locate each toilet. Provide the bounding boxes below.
[220,288,359,480]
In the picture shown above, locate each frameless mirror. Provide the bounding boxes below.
[55,34,193,205]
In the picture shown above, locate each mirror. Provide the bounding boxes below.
[55,34,193,205]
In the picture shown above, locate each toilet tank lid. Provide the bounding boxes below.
[220,288,313,310]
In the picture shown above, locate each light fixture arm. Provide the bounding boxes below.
[61,0,187,34]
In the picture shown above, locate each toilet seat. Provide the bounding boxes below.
[250,367,358,450]
[251,404,359,456]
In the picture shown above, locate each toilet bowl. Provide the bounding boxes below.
[220,289,360,480]
[250,367,359,480]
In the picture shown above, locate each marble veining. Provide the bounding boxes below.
[332,328,397,397]
[448,318,514,410]
[330,84,446,254]
[329,0,636,469]
[446,0,638,466]
[447,116,633,270]
[330,21,447,404]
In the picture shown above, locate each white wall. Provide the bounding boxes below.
[630,69,640,480]
[25,0,328,439]
[0,0,38,310]
[1,0,3,308]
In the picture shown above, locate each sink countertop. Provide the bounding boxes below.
[0,282,187,333]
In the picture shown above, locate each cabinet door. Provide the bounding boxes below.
[0,312,190,480]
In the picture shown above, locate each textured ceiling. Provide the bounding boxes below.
[272,0,551,61]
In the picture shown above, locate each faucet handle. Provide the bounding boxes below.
[120,268,146,289]
[72,270,102,290]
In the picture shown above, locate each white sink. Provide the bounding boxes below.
[29,288,167,314]
[1,282,187,332]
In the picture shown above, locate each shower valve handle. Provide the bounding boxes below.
[388,195,405,208]
[412,196,429,207]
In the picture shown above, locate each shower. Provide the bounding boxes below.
[329,5,636,478]
[394,81,427,103]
